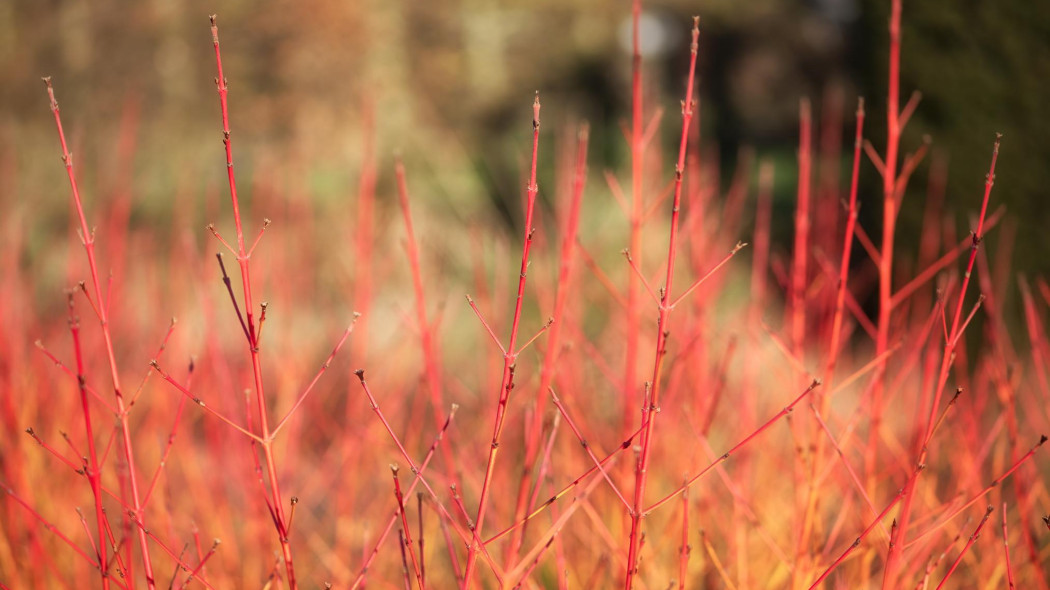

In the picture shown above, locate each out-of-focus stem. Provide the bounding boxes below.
[394,159,460,480]
[795,98,865,583]
[624,0,644,439]
[791,98,812,363]
[868,0,903,503]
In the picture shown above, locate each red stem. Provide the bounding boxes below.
[394,159,460,480]
[43,76,157,589]
[1,484,105,571]
[825,98,865,395]
[176,539,220,590]
[624,18,700,587]
[904,434,1045,550]
[869,0,903,511]
[808,486,911,589]
[646,379,819,515]
[462,94,543,587]
[68,295,111,589]
[508,125,590,564]
[883,135,1001,587]
[791,98,812,362]
[34,341,118,415]
[933,505,994,590]
[350,403,459,590]
[390,466,424,589]
[356,371,506,583]
[485,423,643,546]
[270,322,356,438]
[208,16,296,587]
[623,0,644,439]
[142,364,191,507]
[352,97,377,365]
[678,486,690,589]
[1002,503,1016,589]
[796,98,867,577]
[548,388,631,510]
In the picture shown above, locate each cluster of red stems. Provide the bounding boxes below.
[4,1,1049,589]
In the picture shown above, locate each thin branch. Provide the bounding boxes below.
[934,505,994,590]
[206,223,238,257]
[34,341,117,414]
[351,403,460,590]
[863,139,886,177]
[247,218,272,258]
[893,137,931,201]
[484,424,644,546]
[670,241,748,309]
[151,361,264,444]
[577,241,627,308]
[515,317,554,356]
[622,249,662,306]
[465,295,506,355]
[898,90,922,131]
[640,107,665,149]
[214,253,251,344]
[548,387,632,512]
[271,320,357,438]
[645,380,820,515]
[906,435,1047,549]
[603,170,630,217]
[852,222,882,268]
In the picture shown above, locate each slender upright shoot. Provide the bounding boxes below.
[462,94,543,587]
[43,76,158,589]
[208,15,297,588]
[624,17,701,588]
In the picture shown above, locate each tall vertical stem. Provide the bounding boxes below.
[624,0,644,437]
[624,18,700,588]
[881,136,1001,588]
[43,77,156,589]
[791,99,812,362]
[794,98,865,586]
[209,16,296,588]
[394,160,460,480]
[869,0,902,496]
[462,94,543,588]
[70,296,110,589]
[507,125,589,565]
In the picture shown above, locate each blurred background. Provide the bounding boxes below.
[2,0,1049,291]
[7,3,1050,586]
